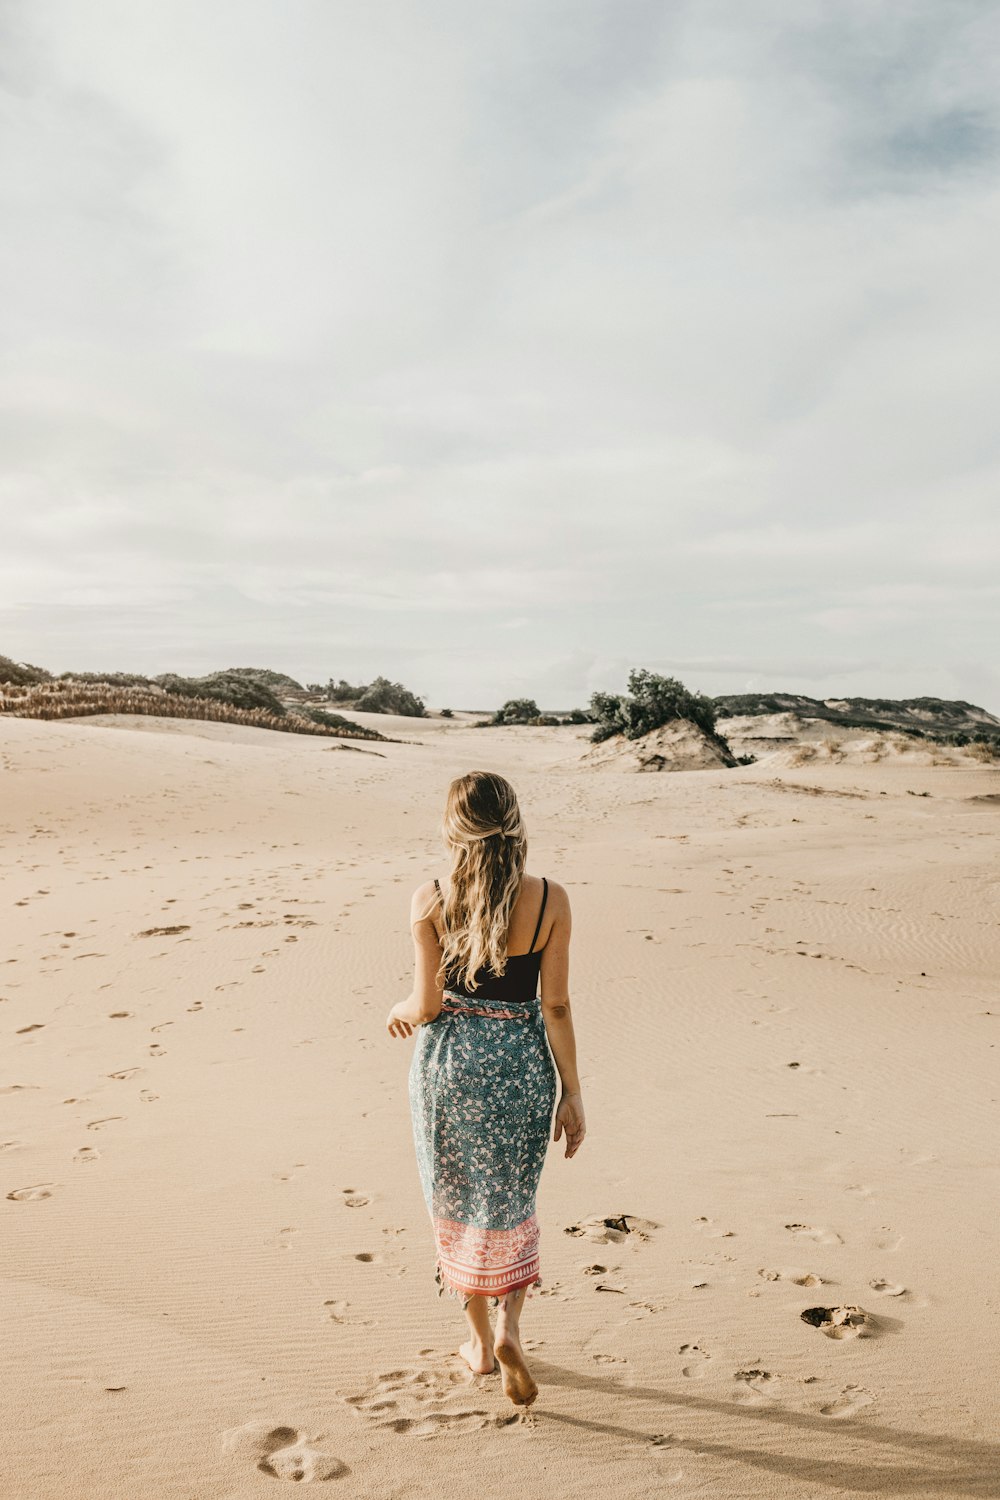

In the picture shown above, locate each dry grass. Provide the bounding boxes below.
[0,681,392,742]
[789,744,818,766]
[968,739,1000,763]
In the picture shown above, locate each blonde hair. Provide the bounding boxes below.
[432,770,527,992]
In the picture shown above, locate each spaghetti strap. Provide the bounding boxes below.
[527,877,548,954]
[434,877,442,902]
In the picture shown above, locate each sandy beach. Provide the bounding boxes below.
[3,709,998,1498]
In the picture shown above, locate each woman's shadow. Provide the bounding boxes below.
[528,1355,998,1497]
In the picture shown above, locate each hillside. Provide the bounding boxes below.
[713,693,1000,738]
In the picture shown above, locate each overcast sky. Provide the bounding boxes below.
[3,1,999,711]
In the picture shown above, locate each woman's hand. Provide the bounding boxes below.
[386,1003,414,1039]
[553,1091,586,1159]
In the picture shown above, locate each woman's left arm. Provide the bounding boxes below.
[386,885,444,1037]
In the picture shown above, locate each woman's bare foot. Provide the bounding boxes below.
[494,1331,538,1406]
[458,1337,497,1375]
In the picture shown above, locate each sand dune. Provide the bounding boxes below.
[3,710,999,1498]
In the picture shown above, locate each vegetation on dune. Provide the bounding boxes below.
[589,668,723,744]
[353,675,427,716]
[55,669,153,687]
[476,698,587,727]
[0,679,390,741]
[221,666,305,692]
[152,670,288,716]
[0,654,52,686]
[493,698,541,724]
[291,704,373,732]
[714,690,1000,758]
[309,675,427,716]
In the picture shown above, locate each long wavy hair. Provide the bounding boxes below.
[431,770,528,992]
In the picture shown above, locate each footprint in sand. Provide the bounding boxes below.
[693,1215,738,1239]
[107,1068,141,1081]
[86,1116,124,1131]
[221,1421,347,1482]
[340,1358,515,1436]
[869,1277,907,1297]
[73,1146,100,1163]
[873,1225,903,1252]
[678,1343,711,1378]
[7,1183,56,1200]
[758,1266,825,1287]
[140,1089,159,1103]
[563,1212,659,1244]
[322,1299,373,1327]
[784,1222,844,1245]
[0,1140,24,1153]
[801,1305,873,1339]
[819,1384,877,1417]
[734,1368,783,1400]
[342,1190,371,1208]
[276,1228,298,1250]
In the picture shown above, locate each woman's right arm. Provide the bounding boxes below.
[539,881,586,1157]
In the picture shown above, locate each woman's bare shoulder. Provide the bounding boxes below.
[540,876,570,910]
[410,878,441,928]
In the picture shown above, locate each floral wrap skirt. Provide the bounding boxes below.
[408,989,558,1307]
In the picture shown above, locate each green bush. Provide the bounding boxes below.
[293,705,367,732]
[588,669,719,743]
[440,707,454,718]
[0,654,52,686]
[222,666,305,692]
[353,675,427,716]
[152,671,287,716]
[56,669,152,687]
[324,678,367,702]
[492,698,541,724]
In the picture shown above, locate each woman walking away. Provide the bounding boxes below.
[386,770,585,1408]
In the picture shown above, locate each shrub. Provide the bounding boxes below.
[56,669,153,687]
[735,753,757,765]
[324,678,367,702]
[0,654,52,686]
[0,680,392,740]
[588,669,719,743]
[440,708,454,718]
[492,698,541,725]
[152,671,287,716]
[222,666,304,692]
[293,705,367,732]
[563,708,591,724]
[533,714,560,726]
[353,675,427,716]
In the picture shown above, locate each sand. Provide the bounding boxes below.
[2,709,999,1498]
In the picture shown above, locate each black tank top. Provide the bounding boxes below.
[436,876,548,1002]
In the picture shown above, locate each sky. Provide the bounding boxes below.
[2,0,1000,712]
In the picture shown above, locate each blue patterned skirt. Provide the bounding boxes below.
[408,990,558,1307]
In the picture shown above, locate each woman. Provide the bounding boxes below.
[386,769,585,1408]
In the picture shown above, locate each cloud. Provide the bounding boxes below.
[1,1,999,709]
